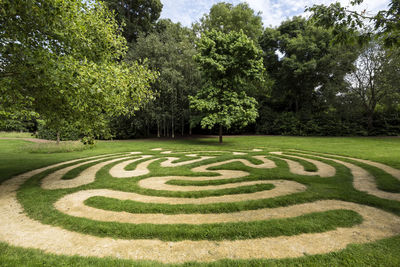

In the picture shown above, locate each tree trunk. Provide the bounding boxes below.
[171,115,175,138]
[157,120,160,138]
[181,116,184,136]
[188,111,192,136]
[219,124,223,143]
[167,119,169,137]
[56,131,60,145]
[163,116,166,137]
[367,112,374,135]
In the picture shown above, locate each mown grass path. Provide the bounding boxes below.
[0,136,400,266]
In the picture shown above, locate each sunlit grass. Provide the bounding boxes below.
[23,141,92,153]
[0,131,34,138]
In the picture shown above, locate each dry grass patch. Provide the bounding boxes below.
[24,141,91,153]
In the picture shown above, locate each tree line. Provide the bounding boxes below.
[1,0,399,143]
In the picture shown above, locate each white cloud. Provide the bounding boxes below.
[160,0,390,28]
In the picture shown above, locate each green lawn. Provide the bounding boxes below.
[0,131,34,138]
[0,136,400,266]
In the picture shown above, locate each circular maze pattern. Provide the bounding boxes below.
[1,148,400,263]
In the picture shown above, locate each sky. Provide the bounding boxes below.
[160,0,390,28]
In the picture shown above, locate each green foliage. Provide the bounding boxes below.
[190,30,265,140]
[81,136,95,146]
[0,110,37,132]
[344,41,400,133]
[190,87,258,130]
[254,108,397,136]
[375,0,400,47]
[36,120,80,141]
[307,0,400,47]
[0,0,157,142]
[103,0,163,42]
[1,0,398,139]
[259,17,358,114]
[194,2,264,41]
[124,19,202,138]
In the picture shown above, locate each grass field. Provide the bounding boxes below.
[0,136,400,266]
[0,131,34,138]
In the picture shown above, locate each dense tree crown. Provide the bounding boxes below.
[194,2,264,41]
[103,0,163,42]
[0,0,157,142]
[260,17,358,114]
[190,30,265,143]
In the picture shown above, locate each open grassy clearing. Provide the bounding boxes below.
[0,136,400,266]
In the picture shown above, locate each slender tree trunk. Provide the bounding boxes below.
[171,115,175,139]
[157,120,160,138]
[171,101,175,138]
[367,111,374,135]
[146,119,149,137]
[219,124,223,143]
[181,116,184,136]
[56,131,60,145]
[167,119,169,137]
[163,116,166,137]
[189,111,192,136]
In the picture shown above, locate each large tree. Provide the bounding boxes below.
[190,30,265,143]
[0,0,157,143]
[194,2,263,41]
[103,0,163,42]
[345,41,400,133]
[259,17,358,115]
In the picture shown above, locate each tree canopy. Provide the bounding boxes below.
[103,0,163,42]
[307,0,400,47]
[344,41,400,132]
[194,2,263,41]
[190,30,265,143]
[0,0,157,142]
[259,17,358,114]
